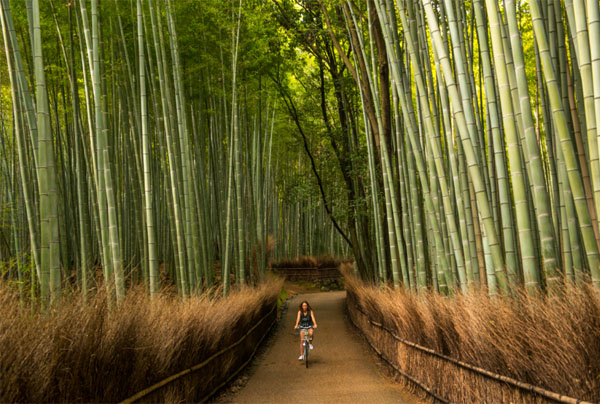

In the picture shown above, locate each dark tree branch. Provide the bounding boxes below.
[269,73,354,249]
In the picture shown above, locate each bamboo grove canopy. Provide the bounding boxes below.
[1,0,600,301]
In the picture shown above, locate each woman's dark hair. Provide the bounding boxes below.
[299,300,312,312]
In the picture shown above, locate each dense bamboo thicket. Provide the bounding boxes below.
[0,0,346,303]
[2,0,600,301]
[276,0,600,295]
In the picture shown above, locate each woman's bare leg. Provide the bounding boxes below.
[299,330,305,356]
[308,328,314,344]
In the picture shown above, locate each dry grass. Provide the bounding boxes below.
[343,264,600,403]
[0,277,282,403]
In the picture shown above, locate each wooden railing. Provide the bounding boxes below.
[347,292,595,404]
[271,266,341,281]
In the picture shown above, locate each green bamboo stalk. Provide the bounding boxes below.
[91,0,124,301]
[31,0,61,303]
[231,0,245,286]
[472,0,519,286]
[138,0,159,294]
[68,2,90,299]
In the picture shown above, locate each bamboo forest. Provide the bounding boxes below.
[1,1,600,403]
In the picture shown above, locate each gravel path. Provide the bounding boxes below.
[217,291,421,404]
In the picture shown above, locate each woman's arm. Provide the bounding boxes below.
[294,311,300,328]
[311,311,317,328]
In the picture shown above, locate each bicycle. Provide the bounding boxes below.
[295,327,311,368]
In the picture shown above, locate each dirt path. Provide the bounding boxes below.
[216,291,421,403]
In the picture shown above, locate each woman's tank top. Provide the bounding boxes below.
[299,309,313,327]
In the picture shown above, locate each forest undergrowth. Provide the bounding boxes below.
[343,264,600,402]
[0,277,282,403]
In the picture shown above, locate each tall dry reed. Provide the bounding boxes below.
[0,278,282,403]
[343,265,600,402]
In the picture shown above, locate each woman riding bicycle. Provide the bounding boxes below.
[294,300,317,360]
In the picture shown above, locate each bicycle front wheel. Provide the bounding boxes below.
[304,341,309,368]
